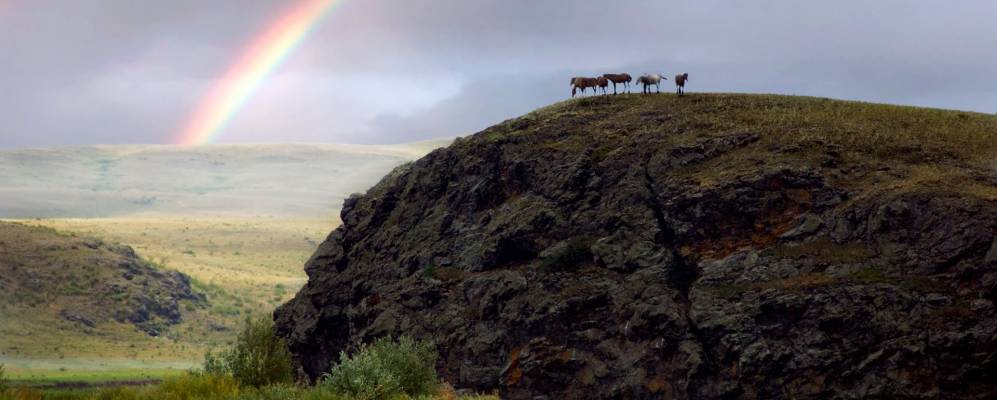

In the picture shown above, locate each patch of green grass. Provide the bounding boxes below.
[4,375,500,400]
[1,335,494,399]
[4,367,187,386]
[462,93,996,202]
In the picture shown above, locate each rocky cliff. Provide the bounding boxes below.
[276,94,997,399]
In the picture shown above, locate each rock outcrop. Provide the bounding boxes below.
[276,94,997,399]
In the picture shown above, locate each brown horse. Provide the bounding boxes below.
[602,73,632,94]
[571,77,600,97]
[675,73,689,96]
[596,77,609,95]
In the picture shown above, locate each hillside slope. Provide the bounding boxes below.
[276,94,997,399]
[0,222,205,359]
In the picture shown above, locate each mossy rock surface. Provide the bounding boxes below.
[277,94,997,399]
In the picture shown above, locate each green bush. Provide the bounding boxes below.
[321,336,438,400]
[0,364,8,395]
[203,317,295,388]
[203,349,227,376]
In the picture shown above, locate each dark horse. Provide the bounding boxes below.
[602,73,632,94]
[675,73,689,96]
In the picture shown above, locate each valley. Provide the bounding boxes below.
[0,142,446,385]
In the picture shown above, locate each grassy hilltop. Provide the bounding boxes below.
[517,93,994,198]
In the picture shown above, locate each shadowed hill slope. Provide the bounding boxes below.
[276,94,996,399]
[0,221,205,343]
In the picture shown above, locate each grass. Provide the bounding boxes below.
[2,305,497,400]
[1,376,498,399]
[473,93,996,200]
[0,329,496,400]
[0,360,190,385]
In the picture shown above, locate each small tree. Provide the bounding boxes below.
[322,336,438,400]
[203,316,295,388]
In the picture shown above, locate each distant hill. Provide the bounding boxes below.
[0,221,204,351]
[277,94,996,399]
[0,141,451,218]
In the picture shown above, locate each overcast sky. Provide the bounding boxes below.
[1,0,996,148]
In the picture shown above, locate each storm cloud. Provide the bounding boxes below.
[1,0,995,148]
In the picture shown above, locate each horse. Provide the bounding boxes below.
[636,74,665,94]
[571,77,600,97]
[675,73,689,96]
[602,73,632,94]
[596,76,609,95]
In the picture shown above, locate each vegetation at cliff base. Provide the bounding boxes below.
[0,318,494,399]
[322,336,439,400]
[202,317,295,388]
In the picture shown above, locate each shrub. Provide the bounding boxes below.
[321,336,438,400]
[0,364,8,395]
[203,316,295,388]
[203,349,227,376]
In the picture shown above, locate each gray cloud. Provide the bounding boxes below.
[1,1,995,148]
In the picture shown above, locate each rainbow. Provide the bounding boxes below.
[177,0,337,145]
